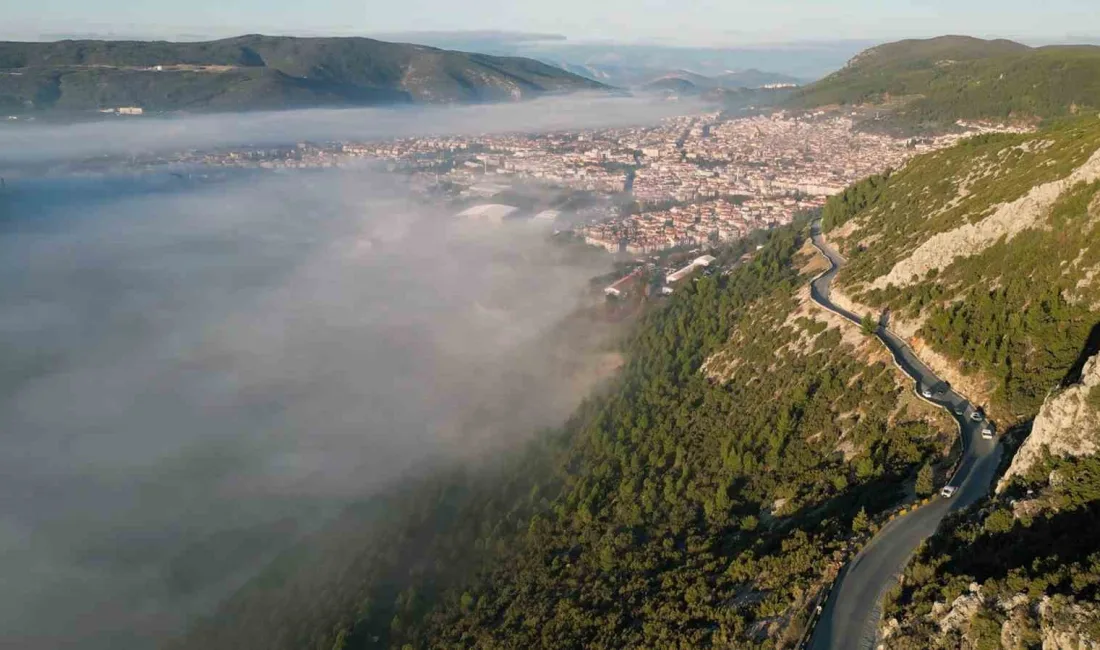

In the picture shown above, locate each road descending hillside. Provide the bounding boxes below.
[807,222,1002,650]
[813,114,1100,646]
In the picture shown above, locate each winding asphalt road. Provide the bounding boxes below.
[807,221,1003,650]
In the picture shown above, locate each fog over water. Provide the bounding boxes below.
[0,97,671,648]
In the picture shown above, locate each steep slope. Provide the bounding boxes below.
[881,352,1100,649]
[0,35,606,113]
[999,353,1100,490]
[806,116,1100,648]
[820,116,1100,424]
[183,226,957,650]
[788,36,1100,129]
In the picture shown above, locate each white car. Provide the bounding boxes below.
[921,387,933,398]
[941,486,958,498]
[981,425,995,440]
[970,411,984,422]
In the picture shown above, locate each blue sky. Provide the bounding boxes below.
[7,0,1099,44]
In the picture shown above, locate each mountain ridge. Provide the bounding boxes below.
[0,34,607,113]
[788,36,1100,130]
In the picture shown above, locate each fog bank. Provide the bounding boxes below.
[0,168,612,648]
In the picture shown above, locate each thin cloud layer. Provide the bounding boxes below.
[0,94,699,168]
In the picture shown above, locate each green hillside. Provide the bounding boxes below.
[182,225,955,650]
[822,116,1100,423]
[788,36,1100,129]
[818,115,1100,646]
[0,35,605,113]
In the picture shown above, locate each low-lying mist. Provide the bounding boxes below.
[0,165,615,648]
[0,94,701,169]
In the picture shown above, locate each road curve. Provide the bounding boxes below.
[807,221,1003,650]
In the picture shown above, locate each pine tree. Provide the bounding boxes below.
[852,507,870,533]
[916,463,935,497]
[861,313,878,336]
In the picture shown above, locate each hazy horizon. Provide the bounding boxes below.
[6,0,1100,46]
[2,28,1098,48]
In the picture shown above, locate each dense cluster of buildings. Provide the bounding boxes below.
[161,107,1028,255]
[582,195,825,254]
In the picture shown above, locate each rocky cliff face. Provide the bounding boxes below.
[998,352,1100,492]
[868,147,1100,292]
[885,583,1100,649]
[824,119,1100,425]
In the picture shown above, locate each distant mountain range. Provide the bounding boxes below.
[375,32,868,81]
[788,35,1100,128]
[0,35,606,114]
[638,69,801,94]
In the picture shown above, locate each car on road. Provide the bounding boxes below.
[954,405,966,416]
[970,410,984,422]
[921,387,933,398]
[940,486,958,498]
[981,424,995,440]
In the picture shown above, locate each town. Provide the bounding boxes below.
[168,107,1026,259]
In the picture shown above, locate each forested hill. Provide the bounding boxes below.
[819,116,1100,644]
[821,115,1100,425]
[0,35,606,113]
[183,222,958,649]
[787,36,1100,129]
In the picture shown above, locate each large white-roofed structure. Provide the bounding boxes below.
[456,204,519,224]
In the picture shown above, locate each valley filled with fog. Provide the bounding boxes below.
[0,100,672,648]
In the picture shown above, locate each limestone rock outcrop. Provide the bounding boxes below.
[998,352,1100,491]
